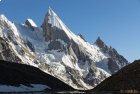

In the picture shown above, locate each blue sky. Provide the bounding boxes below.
[0,0,140,62]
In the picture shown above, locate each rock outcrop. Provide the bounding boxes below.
[95,37,129,74]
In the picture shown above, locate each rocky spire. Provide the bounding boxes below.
[95,37,129,74]
[95,37,108,53]
[42,7,63,30]
[95,37,105,46]
[41,7,71,43]
[25,19,37,28]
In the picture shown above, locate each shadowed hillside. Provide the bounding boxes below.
[87,60,140,93]
[0,60,74,91]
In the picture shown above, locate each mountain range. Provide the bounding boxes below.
[0,7,128,90]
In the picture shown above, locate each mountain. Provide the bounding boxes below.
[88,59,140,93]
[95,37,129,74]
[0,7,128,90]
[0,60,74,92]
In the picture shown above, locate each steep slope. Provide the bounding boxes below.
[0,60,74,92]
[94,37,128,74]
[0,7,128,90]
[41,7,110,89]
[88,60,140,93]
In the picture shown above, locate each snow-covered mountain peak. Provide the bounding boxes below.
[95,37,106,47]
[45,7,63,30]
[0,14,12,25]
[0,14,6,20]
[42,7,77,42]
[96,37,103,43]
[42,8,107,62]
[40,8,111,89]
[25,19,37,27]
[0,14,9,23]
[0,14,20,37]
[48,7,57,17]
[0,7,128,90]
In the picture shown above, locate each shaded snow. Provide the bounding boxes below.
[0,84,50,92]
[96,59,111,74]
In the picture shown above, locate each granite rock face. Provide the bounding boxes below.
[95,37,129,74]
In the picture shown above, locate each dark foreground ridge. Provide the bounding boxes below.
[0,60,74,91]
[87,59,140,93]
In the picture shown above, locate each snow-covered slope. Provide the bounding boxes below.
[0,8,128,90]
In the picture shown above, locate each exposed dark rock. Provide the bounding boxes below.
[95,37,108,53]
[70,40,91,63]
[26,40,35,52]
[48,40,63,50]
[108,58,119,73]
